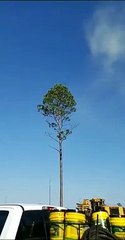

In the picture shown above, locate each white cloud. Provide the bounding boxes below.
[86,6,125,70]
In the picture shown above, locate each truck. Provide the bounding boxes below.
[0,201,120,240]
[0,203,66,240]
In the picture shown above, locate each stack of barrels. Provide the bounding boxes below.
[49,210,88,240]
[49,209,125,240]
[110,217,125,239]
[92,210,125,239]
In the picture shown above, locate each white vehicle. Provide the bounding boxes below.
[0,203,66,240]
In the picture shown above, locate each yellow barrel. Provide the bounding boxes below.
[92,211,109,229]
[65,211,86,240]
[49,211,65,240]
[110,217,125,239]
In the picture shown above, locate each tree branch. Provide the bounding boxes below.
[45,132,59,143]
[48,145,59,152]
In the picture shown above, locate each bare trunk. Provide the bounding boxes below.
[59,140,63,206]
[58,114,63,207]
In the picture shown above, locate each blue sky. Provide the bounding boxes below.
[0,1,125,208]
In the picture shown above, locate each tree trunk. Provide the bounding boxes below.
[59,140,63,206]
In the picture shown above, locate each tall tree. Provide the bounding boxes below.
[37,84,76,206]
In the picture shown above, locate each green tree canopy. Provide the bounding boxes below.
[37,83,76,142]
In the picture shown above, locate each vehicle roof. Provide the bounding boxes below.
[0,203,67,211]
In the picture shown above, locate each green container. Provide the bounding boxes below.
[49,211,65,240]
[92,211,109,229]
[64,211,86,240]
[110,217,125,239]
